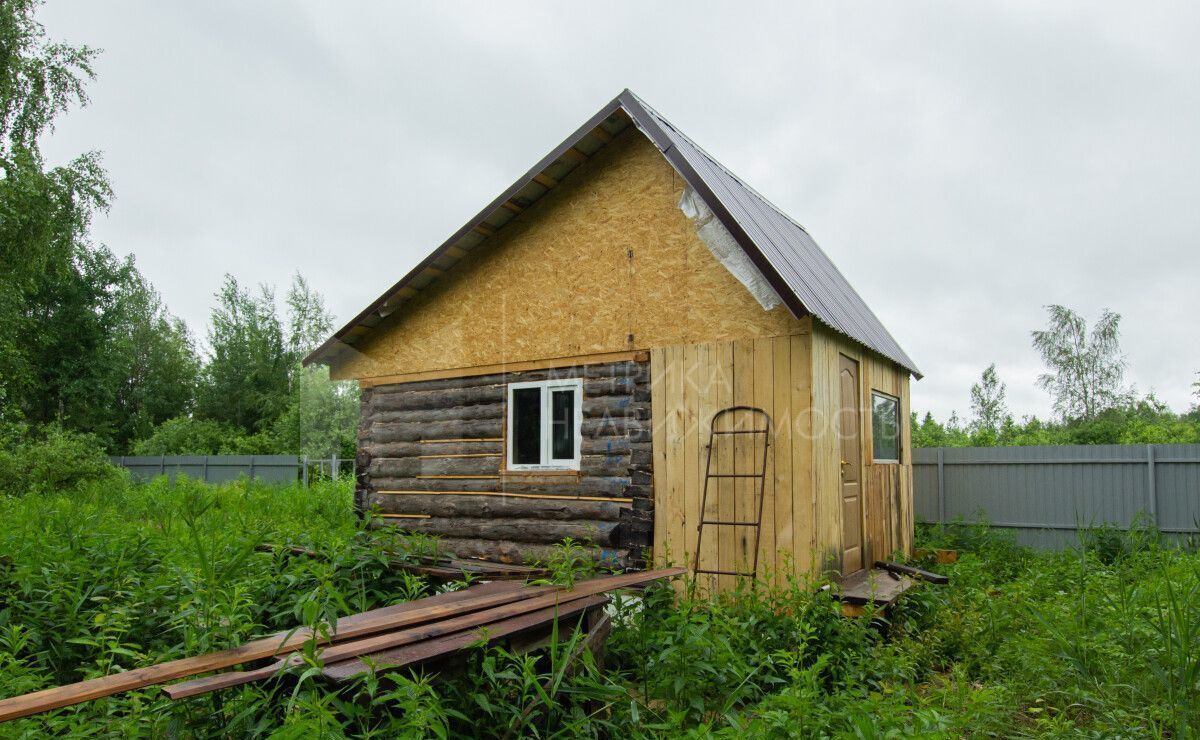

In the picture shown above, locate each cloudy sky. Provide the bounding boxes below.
[39,1,1200,420]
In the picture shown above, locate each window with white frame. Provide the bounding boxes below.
[871,391,901,463]
[506,379,583,470]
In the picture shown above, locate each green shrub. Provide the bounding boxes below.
[130,416,232,455]
[0,424,121,495]
[1080,513,1162,564]
[132,415,275,455]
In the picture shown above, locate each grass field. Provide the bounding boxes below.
[0,476,1197,738]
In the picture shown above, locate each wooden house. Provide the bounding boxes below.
[304,90,921,587]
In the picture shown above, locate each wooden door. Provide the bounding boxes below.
[838,354,863,574]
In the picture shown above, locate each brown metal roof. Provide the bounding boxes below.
[305,89,920,378]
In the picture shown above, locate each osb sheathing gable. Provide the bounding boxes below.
[331,130,800,381]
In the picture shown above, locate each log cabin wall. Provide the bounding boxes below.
[357,357,652,566]
[809,322,914,572]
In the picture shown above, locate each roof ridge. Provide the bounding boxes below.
[623,90,920,377]
[625,91,814,238]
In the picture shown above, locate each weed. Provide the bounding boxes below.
[1,478,1198,737]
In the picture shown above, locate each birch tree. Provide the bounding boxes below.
[1031,305,1127,422]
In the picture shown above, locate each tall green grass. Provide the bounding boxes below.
[1,479,1198,737]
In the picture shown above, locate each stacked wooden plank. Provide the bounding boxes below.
[0,568,683,723]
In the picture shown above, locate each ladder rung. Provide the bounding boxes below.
[711,429,769,435]
[701,520,761,526]
[706,473,764,478]
[694,568,756,577]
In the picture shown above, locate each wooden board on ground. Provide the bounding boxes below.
[1,568,683,722]
[0,581,546,722]
[163,568,683,699]
[834,567,916,607]
[321,596,609,681]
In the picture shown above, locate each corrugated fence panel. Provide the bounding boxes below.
[1154,444,1200,533]
[913,444,1200,548]
[112,455,299,484]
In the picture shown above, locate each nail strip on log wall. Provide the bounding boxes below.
[359,359,652,566]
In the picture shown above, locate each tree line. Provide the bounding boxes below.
[914,306,1200,448]
[0,1,356,459]
[4,1,1197,467]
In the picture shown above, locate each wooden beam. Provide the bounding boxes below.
[472,223,496,238]
[532,173,558,189]
[185,596,609,691]
[421,438,504,444]
[324,600,607,682]
[874,560,949,585]
[590,126,612,144]
[359,350,649,389]
[500,201,524,214]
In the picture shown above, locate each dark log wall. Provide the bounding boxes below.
[357,359,653,566]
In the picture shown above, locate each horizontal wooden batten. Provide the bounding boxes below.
[378,513,431,519]
[359,351,650,389]
[376,490,633,504]
[421,438,503,444]
[416,453,498,459]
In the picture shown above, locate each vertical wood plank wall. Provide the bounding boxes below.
[809,323,914,570]
[651,324,914,591]
[650,332,814,591]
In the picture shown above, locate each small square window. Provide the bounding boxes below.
[871,391,900,463]
[507,379,582,470]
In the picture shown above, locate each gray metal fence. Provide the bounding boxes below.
[913,444,1200,548]
[111,455,354,485]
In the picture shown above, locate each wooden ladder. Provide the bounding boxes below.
[692,406,772,584]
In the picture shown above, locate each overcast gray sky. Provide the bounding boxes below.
[38,1,1200,421]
